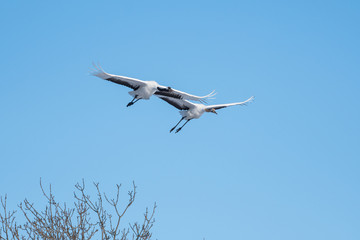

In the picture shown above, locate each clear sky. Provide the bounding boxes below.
[0,1,359,239]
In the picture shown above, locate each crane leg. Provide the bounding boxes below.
[127,96,141,107]
[175,120,191,133]
[170,117,185,133]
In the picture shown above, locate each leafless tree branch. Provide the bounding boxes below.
[0,180,155,240]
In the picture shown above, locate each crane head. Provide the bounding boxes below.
[206,108,218,114]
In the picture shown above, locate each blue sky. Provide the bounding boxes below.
[0,0,359,239]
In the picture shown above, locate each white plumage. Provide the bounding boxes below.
[91,65,216,107]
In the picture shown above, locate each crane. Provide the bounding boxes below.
[158,96,254,133]
[91,65,216,107]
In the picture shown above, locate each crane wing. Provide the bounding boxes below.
[205,96,254,111]
[157,96,195,110]
[91,64,146,90]
[155,87,216,103]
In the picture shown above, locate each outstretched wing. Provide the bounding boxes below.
[205,96,255,111]
[155,86,216,103]
[157,96,195,110]
[91,64,145,90]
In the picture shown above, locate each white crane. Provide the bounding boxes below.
[91,65,216,107]
[158,96,254,133]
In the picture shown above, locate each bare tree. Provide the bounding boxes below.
[0,180,156,240]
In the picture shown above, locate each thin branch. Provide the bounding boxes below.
[1,180,155,240]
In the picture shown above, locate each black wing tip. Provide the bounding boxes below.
[155,91,182,99]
